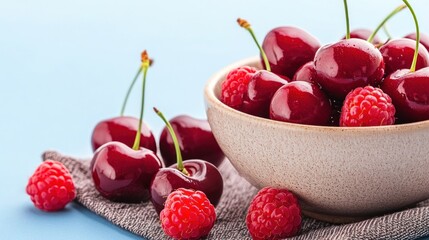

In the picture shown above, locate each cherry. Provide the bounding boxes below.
[91,52,155,152]
[342,28,382,45]
[159,115,225,167]
[314,0,384,100]
[240,95,268,117]
[262,26,321,79]
[91,142,162,202]
[404,32,429,51]
[406,33,429,49]
[293,62,341,126]
[151,160,222,214]
[270,81,332,126]
[379,38,429,76]
[91,51,162,202]
[382,68,429,122]
[382,0,429,123]
[91,116,156,153]
[245,70,289,117]
[236,18,289,118]
[314,38,384,99]
[150,108,223,214]
[292,61,318,85]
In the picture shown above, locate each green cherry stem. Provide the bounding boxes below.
[120,55,153,116]
[131,50,150,150]
[237,18,271,72]
[383,24,393,40]
[343,0,350,39]
[153,107,189,175]
[120,65,143,116]
[403,0,419,72]
[367,4,407,43]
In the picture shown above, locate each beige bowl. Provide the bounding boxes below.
[204,56,429,223]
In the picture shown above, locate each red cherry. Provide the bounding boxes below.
[270,81,332,125]
[159,115,224,167]
[382,68,429,123]
[240,95,268,117]
[342,28,382,45]
[379,38,429,76]
[151,108,223,214]
[91,51,156,153]
[234,19,289,118]
[91,51,162,203]
[91,141,162,202]
[262,26,321,79]
[243,70,289,118]
[91,116,156,152]
[150,160,223,214]
[314,38,385,100]
[381,0,429,123]
[404,32,429,52]
[247,71,290,101]
[292,61,318,85]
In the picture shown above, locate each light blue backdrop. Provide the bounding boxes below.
[1,0,428,239]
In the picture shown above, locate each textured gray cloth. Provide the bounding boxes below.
[42,151,429,240]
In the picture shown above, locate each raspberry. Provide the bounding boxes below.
[160,188,216,240]
[246,187,301,240]
[340,86,396,127]
[26,160,76,211]
[221,66,257,109]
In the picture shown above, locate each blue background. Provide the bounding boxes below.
[1,0,429,239]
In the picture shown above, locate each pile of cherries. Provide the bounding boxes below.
[29,1,429,239]
[90,50,225,214]
[221,0,429,127]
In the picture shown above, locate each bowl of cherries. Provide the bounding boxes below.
[205,0,429,222]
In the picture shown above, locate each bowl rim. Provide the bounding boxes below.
[204,56,429,133]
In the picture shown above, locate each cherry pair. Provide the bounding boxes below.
[90,51,161,202]
[90,51,224,212]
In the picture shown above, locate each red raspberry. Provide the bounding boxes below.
[340,86,396,127]
[160,188,216,240]
[246,187,301,240]
[26,160,76,211]
[221,66,257,109]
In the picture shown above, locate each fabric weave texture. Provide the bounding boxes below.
[42,151,429,240]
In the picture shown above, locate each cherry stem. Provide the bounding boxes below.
[367,4,406,43]
[120,66,143,116]
[343,0,350,39]
[153,107,189,176]
[132,51,150,150]
[403,0,419,72]
[383,24,393,40]
[237,18,271,71]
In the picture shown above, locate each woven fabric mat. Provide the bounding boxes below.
[42,151,429,240]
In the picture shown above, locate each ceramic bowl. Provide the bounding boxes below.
[204,56,429,223]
